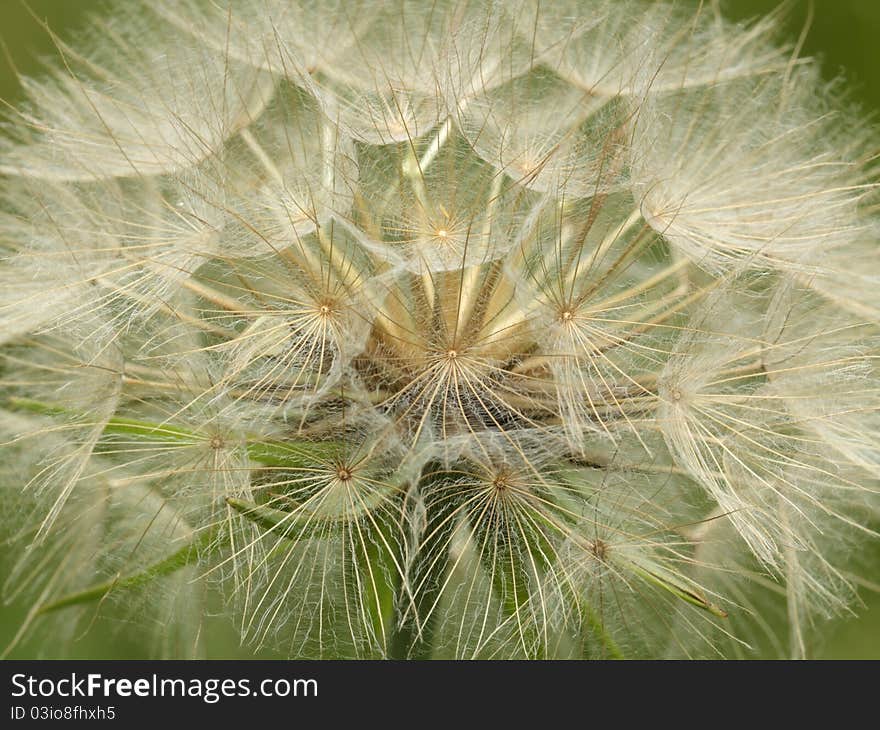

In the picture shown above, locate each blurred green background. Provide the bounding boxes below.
[0,0,878,659]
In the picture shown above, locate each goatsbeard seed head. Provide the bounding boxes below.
[0,0,877,660]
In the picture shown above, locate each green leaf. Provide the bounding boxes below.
[35,527,218,616]
[389,467,457,660]
[472,506,558,657]
[4,396,342,469]
[348,515,401,655]
[580,604,625,660]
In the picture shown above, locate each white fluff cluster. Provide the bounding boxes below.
[0,0,877,659]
